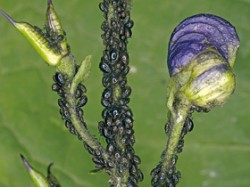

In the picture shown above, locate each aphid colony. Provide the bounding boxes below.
[52,71,87,138]
[98,0,143,186]
[151,113,194,187]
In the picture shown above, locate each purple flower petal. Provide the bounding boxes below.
[168,14,239,76]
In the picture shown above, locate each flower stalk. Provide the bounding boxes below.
[98,0,143,186]
[151,14,239,187]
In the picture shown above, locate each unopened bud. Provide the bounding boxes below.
[182,49,235,109]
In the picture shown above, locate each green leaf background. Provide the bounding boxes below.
[0,0,249,186]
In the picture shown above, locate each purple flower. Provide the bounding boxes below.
[168,14,240,76]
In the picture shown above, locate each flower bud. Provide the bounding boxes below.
[167,14,239,110]
[46,0,68,54]
[0,9,63,66]
[20,154,50,187]
[181,49,235,109]
[168,14,240,76]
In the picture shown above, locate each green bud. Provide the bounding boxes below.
[20,154,50,187]
[181,49,235,109]
[46,0,68,54]
[0,9,63,66]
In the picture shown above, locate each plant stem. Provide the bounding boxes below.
[162,100,191,171]
[99,0,143,186]
[151,96,191,187]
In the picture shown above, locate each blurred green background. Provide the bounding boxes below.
[0,0,249,186]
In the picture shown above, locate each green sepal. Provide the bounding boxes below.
[20,154,50,187]
[46,0,68,54]
[171,48,236,110]
[0,9,63,66]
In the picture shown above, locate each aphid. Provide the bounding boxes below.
[164,122,170,134]
[63,109,70,121]
[124,28,132,38]
[172,172,181,184]
[103,87,112,99]
[125,120,133,129]
[177,139,184,153]
[51,83,61,92]
[58,98,66,108]
[171,155,178,165]
[107,143,115,153]
[95,149,101,157]
[121,157,128,165]
[92,157,104,166]
[76,108,83,117]
[53,72,65,85]
[106,118,113,127]
[186,118,194,132]
[114,152,121,160]
[100,60,112,73]
[121,137,127,144]
[126,20,134,29]
[118,164,125,173]
[101,98,111,107]
[126,129,133,135]
[112,107,120,119]
[98,121,105,135]
[127,180,137,187]
[129,136,135,145]
[159,172,166,181]
[107,161,115,168]
[110,19,118,29]
[151,165,161,176]
[122,66,130,75]
[112,125,118,133]
[103,128,111,138]
[130,164,137,174]
[125,108,133,117]
[65,120,71,129]
[111,76,119,85]
[57,34,64,42]
[118,41,126,50]
[119,79,127,87]
[102,75,111,87]
[118,125,125,134]
[69,126,76,135]
[120,35,126,41]
[137,169,144,181]
[101,22,108,32]
[84,143,96,156]
[115,119,122,126]
[77,84,87,94]
[122,86,131,98]
[110,50,119,62]
[77,95,87,107]
[133,155,141,165]
[102,108,109,119]
[99,2,107,13]
[125,116,133,125]
[105,29,112,39]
